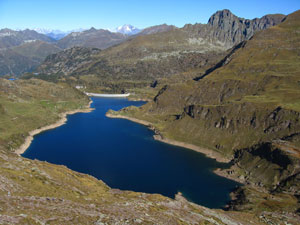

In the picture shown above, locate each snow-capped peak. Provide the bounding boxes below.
[33,28,86,40]
[115,24,140,35]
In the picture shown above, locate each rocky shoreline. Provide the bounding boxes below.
[15,101,94,155]
[106,112,230,163]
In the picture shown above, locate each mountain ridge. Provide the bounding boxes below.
[0,9,285,77]
[56,27,128,49]
[0,28,55,49]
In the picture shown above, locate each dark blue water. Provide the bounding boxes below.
[23,97,240,208]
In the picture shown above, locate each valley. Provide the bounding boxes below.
[0,5,299,224]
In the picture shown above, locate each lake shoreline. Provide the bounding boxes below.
[106,112,231,163]
[15,100,94,155]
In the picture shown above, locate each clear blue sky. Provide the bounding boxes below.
[0,0,299,30]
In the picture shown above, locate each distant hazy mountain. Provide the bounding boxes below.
[0,40,61,76]
[0,29,59,76]
[115,25,141,35]
[57,27,128,49]
[0,28,55,49]
[0,48,37,76]
[12,40,61,62]
[138,24,177,35]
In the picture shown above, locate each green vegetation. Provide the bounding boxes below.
[0,78,89,150]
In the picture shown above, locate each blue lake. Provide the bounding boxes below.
[23,97,240,208]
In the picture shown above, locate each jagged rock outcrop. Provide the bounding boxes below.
[233,142,300,188]
[207,9,285,47]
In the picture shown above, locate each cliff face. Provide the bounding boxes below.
[207,9,285,47]
[233,142,300,188]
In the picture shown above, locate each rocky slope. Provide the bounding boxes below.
[35,10,284,95]
[110,10,300,222]
[0,146,264,225]
[36,47,101,76]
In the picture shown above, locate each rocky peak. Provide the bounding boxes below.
[88,27,97,32]
[208,9,238,28]
[207,9,285,47]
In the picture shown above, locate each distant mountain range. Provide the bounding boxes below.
[33,28,86,40]
[32,25,141,40]
[0,10,285,77]
[35,9,285,93]
[0,28,55,48]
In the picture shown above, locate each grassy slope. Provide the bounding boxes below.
[0,78,89,150]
